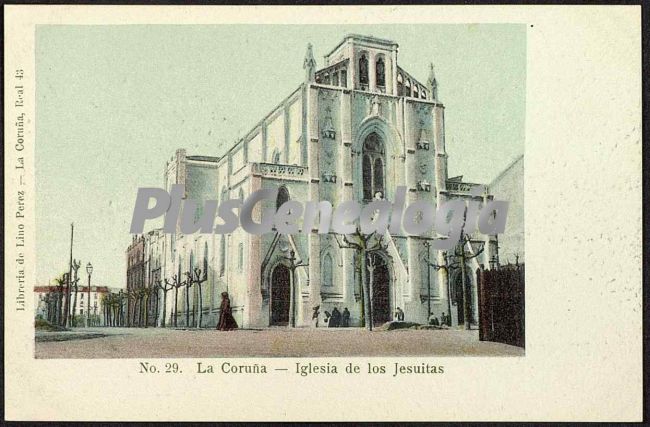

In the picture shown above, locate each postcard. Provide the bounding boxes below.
[4,4,642,422]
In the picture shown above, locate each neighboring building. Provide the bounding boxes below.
[34,284,116,325]
[141,34,500,329]
[126,234,145,326]
[488,154,524,265]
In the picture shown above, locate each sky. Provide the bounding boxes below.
[35,24,526,288]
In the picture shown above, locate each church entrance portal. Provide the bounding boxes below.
[370,255,391,326]
[270,264,290,326]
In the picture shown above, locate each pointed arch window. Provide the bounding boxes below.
[362,132,386,201]
[276,186,290,210]
[413,85,419,98]
[271,149,281,164]
[362,155,373,201]
[373,158,384,196]
[376,57,385,87]
[397,73,404,96]
[359,54,369,85]
[322,253,333,287]
[219,188,228,276]
[405,79,412,97]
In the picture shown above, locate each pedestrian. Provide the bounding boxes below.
[217,292,238,331]
[441,312,448,327]
[341,307,350,327]
[330,307,341,327]
[312,305,320,327]
[395,307,405,321]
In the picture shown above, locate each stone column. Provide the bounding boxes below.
[246,173,263,327]
[368,51,376,92]
[306,86,322,325]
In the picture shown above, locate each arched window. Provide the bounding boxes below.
[405,79,412,97]
[340,69,347,87]
[376,57,385,87]
[362,155,373,201]
[421,89,427,99]
[362,133,385,201]
[322,253,333,287]
[359,54,369,85]
[323,72,330,85]
[203,242,209,276]
[397,73,404,96]
[413,85,419,98]
[373,158,384,197]
[276,186,290,210]
[238,243,244,271]
[332,72,339,86]
[219,188,228,276]
[271,149,281,164]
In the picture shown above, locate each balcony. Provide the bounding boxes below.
[251,162,308,180]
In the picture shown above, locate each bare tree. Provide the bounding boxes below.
[157,278,174,327]
[335,228,387,331]
[187,268,208,328]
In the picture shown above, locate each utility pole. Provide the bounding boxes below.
[64,223,74,327]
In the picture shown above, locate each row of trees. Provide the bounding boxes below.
[102,267,208,329]
[41,260,94,327]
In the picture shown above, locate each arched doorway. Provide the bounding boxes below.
[369,254,391,326]
[451,269,472,326]
[270,264,290,326]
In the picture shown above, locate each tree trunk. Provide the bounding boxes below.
[185,285,190,327]
[197,284,203,328]
[360,252,372,331]
[71,283,78,327]
[161,290,167,328]
[174,287,179,327]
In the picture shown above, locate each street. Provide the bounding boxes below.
[35,327,524,358]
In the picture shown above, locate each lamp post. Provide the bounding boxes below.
[86,262,93,327]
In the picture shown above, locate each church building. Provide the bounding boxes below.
[142,34,498,329]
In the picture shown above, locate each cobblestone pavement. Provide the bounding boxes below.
[35,327,524,358]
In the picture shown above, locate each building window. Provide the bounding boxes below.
[362,132,386,201]
[397,73,404,96]
[272,149,281,164]
[323,72,330,85]
[332,72,339,86]
[340,69,347,87]
[413,85,419,98]
[362,155,372,201]
[276,186,290,210]
[421,89,427,99]
[359,54,369,85]
[219,235,226,276]
[376,57,385,87]
[405,79,412,97]
[238,243,244,271]
[373,157,385,196]
[322,253,333,287]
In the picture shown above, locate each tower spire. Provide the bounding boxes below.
[427,62,438,100]
[303,43,317,82]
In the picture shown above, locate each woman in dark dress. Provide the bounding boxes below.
[217,292,238,331]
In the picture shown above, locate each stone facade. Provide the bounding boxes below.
[142,34,498,329]
[488,154,524,265]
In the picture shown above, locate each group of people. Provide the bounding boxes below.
[428,311,450,327]
[313,306,351,327]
